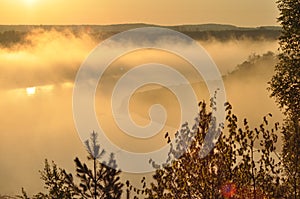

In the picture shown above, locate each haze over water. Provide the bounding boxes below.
[0,26,282,195]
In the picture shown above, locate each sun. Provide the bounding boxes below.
[24,0,37,6]
[26,87,36,96]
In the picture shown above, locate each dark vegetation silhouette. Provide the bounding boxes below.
[0,25,280,48]
[126,101,285,199]
[19,132,123,199]
[268,0,300,198]
[227,51,276,78]
[0,30,27,47]
[19,100,287,199]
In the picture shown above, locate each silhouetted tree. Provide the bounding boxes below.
[20,132,123,199]
[34,160,76,199]
[130,101,283,198]
[66,132,123,199]
[269,0,300,198]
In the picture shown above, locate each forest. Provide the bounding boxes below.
[0,24,280,48]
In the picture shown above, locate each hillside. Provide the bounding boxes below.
[0,24,281,47]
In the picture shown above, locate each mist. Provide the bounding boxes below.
[0,28,283,195]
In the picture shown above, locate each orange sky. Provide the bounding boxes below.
[0,0,278,26]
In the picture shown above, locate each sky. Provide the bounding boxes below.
[0,0,279,26]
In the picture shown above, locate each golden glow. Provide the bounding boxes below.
[24,0,37,5]
[0,0,278,26]
[26,87,36,95]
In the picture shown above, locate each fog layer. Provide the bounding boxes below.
[0,29,282,195]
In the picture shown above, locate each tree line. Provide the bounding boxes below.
[0,27,280,48]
